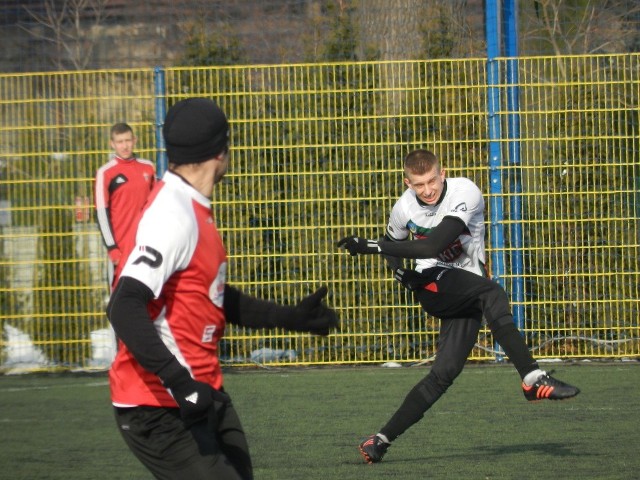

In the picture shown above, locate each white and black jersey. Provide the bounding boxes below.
[386,178,486,276]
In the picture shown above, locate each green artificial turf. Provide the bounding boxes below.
[0,363,637,479]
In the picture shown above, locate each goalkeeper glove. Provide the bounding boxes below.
[394,268,430,291]
[336,236,381,256]
[161,366,230,428]
[275,286,339,335]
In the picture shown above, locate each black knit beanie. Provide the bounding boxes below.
[163,98,229,165]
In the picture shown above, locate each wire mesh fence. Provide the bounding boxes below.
[1,54,638,371]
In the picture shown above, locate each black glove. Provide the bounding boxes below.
[162,367,230,428]
[394,268,429,291]
[276,286,339,335]
[336,236,381,256]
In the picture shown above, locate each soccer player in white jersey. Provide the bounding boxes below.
[107,98,338,480]
[337,149,580,464]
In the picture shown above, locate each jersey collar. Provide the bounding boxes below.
[163,170,211,208]
[114,155,136,163]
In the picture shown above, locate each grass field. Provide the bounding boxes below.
[0,363,638,479]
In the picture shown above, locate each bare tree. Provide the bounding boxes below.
[356,0,423,60]
[353,0,478,115]
[355,0,479,60]
[523,0,640,60]
[20,0,109,70]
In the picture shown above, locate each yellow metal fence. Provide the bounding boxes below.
[0,55,638,372]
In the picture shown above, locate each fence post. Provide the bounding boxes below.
[486,0,507,361]
[154,67,167,176]
[502,0,525,331]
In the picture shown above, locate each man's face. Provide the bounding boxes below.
[404,167,446,205]
[110,131,136,160]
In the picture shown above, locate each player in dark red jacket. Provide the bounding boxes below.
[94,122,155,288]
[107,98,339,480]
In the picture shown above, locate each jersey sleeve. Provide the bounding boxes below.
[386,195,410,241]
[94,165,117,251]
[120,206,196,298]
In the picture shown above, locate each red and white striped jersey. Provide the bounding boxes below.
[94,155,155,264]
[109,170,228,408]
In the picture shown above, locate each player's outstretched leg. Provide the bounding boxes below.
[522,370,580,401]
[359,434,390,464]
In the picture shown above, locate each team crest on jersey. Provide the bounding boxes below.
[407,220,431,237]
[202,325,217,342]
[452,202,468,212]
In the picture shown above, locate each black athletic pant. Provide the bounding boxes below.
[114,399,252,480]
[379,267,539,442]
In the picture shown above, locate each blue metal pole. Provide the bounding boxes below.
[502,0,525,331]
[486,0,507,360]
[153,67,167,176]
[485,1,506,287]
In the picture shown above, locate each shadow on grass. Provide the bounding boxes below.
[369,442,595,466]
[476,442,591,457]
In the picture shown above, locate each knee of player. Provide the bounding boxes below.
[428,364,464,389]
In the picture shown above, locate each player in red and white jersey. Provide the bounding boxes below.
[109,170,228,407]
[107,98,338,480]
[337,149,580,464]
[94,123,155,288]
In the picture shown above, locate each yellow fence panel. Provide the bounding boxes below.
[0,55,638,372]
[0,70,156,370]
